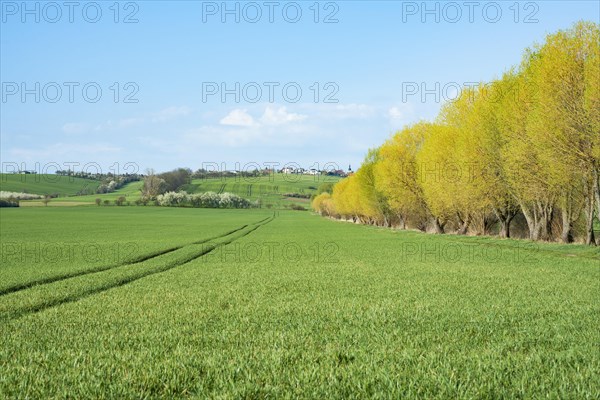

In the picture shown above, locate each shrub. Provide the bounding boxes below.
[156,191,189,206]
[156,191,251,209]
[0,191,43,200]
[103,200,110,206]
[95,198,102,206]
[201,192,220,208]
[0,199,19,207]
[283,193,311,199]
[316,182,335,195]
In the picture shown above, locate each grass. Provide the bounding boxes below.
[0,174,100,197]
[187,173,339,208]
[10,173,339,209]
[0,207,271,293]
[33,181,145,204]
[0,208,598,398]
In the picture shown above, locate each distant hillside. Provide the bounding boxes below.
[186,174,340,208]
[2,173,340,209]
[0,174,100,197]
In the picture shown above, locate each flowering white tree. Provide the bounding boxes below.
[155,191,251,209]
[0,192,43,200]
[156,191,189,206]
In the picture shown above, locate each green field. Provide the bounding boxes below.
[186,174,340,209]
[0,174,100,197]
[0,207,271,295]
[30,180,145,205]
[4,173,339,209]
[1,207,598,398]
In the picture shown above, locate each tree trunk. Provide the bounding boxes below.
[493,207,516,239]
[499,214,515,238]
[398,214,406,230]
[539,203,554,242]
[520,200,553,241]
[456,212,470,235]
[499,219,509,239]
[520,202,538,240]
[560,214,574,243]
[584,205,596,245]
[594,167,600,220]
[482,214,495,236]
[560,191,574,244]
[432,217,445,234]
[585,170,598,245]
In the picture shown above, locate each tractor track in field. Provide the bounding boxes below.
[1,214,276,321]
[0,246,184,297]
[0,216,272,297]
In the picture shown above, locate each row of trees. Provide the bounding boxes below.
[313,22,599,244]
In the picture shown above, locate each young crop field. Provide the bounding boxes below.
[188,174,340,208]
[0,207,598,398]
[6,174,339,209]
[0,174,100,197]
[0,207,271,295]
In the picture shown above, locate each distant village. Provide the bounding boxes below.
[279,165,352,177]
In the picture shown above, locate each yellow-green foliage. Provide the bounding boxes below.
[325,21,600,242]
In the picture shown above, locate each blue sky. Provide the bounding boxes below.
[1,0,598,174]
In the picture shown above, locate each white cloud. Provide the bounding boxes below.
[388,103,415,123]
[185,125,274,147]
[220,109,257,127]
[388,106,404,120]
[259,106,306,125]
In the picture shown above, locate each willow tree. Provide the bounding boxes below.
[311,192,334,216]
[331,177,353,220]
[584,24,600,244]
[499,66,557,241]
[416,123,468,234]
[438,85,506,235]
[353,149,391,226]
[526,21,600,244]
[581,22,599,244]
[374,122,430,230]
[472,78,520,237]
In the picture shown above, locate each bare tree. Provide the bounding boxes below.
[141,169,167,199]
